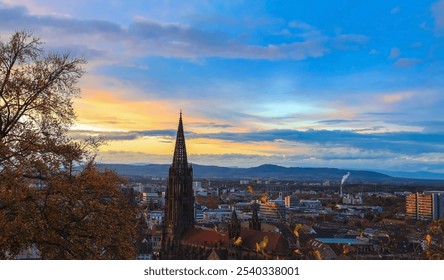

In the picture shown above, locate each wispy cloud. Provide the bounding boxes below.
[96,149,444,173]
[388,47,401,59]
[391,6,401,14]
[288,21,315,30]
[127,17,331,60]
[381,92,412,103]
[0,4,371,61]
[96,151,171,164]
[394,58,421,68]
[432,0,444,34]
[2,1,443,173]
[317,119,362,125]
[331,34,369,50]
[0,5,328,61]
[71,128,444,156]
[69,129,177,141]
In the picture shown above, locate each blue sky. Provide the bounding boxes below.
[1,0,444,172]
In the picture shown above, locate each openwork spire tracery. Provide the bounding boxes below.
[172,111,188,169]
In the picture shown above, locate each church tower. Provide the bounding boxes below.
[228,210,241,240]
[161,112,194,259]
[249,205,261,231]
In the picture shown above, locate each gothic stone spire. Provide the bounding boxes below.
[172,110,188,169]
[229,209,241,239]
[249,204,261,231]
[161,111,194,259]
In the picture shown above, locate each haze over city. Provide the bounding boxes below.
[1,0,444,173]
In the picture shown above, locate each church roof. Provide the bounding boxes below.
[180,227,289,255]
[207,249,228,260]
[240,229,289,254]
[181,227,229,247]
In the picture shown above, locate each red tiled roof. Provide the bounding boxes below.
[240,229,288,254]
[180,227,288,255]
[181,228,229,247]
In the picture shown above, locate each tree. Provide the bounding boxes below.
[1,163,136,259]
[425,219,444,260]
[0,31,88,174]
[0,31,136,259]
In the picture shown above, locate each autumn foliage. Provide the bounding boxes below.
[425,219,444,260]
[0,32,136,259]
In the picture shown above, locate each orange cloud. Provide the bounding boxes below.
[99,137,297,157]
[189,138,293,156]
[73,85,294,157]
[74,80,241,134]
[101,137,174,155]
[74,89,178,131]
[382,92,412,103]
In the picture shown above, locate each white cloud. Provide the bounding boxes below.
[0,4,373,62]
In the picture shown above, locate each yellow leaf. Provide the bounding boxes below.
[293,224,303,237]
[260,193,268,203]
[233,236,242,246]
[314,250,322,260]
[258,235,268,249]
[247,186,254,195]
[425,234,432,245]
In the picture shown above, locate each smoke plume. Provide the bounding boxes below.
[341,172,350,185]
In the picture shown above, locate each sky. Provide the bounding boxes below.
[1,1,444,172]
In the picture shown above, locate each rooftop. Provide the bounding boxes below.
[316,238,370,245]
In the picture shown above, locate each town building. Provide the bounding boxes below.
[285,194,299,207]
[406,191,444,220]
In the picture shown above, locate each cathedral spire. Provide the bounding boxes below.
[229,209,241,239]
[249,204,261,231]
[161,111,194,259]
[172,111,188,169]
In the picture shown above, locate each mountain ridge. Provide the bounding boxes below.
[97,163,444,184]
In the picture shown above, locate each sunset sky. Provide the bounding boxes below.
[1,1,444,172]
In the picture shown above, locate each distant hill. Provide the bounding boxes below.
[97,163,444,185]
[192,164,392,182]
[97,163,170,177]
[371,170,444,180]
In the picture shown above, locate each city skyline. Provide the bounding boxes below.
[1,1,444,172]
